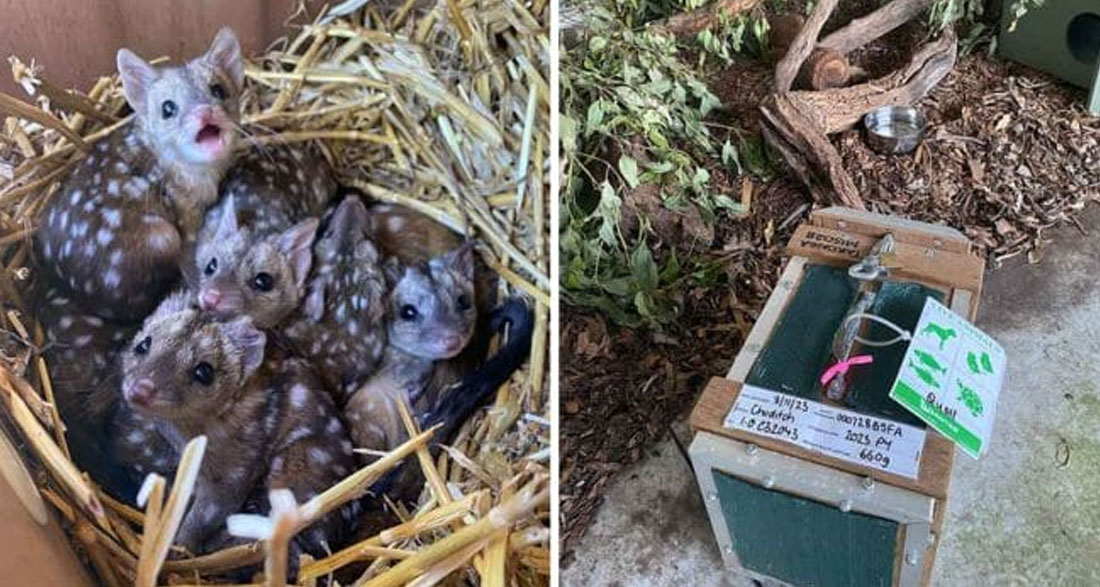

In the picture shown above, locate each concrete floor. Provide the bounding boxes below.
[563,212,1100,586]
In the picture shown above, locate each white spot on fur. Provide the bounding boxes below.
[290,384,308,408]
[59,316,73,330]
[69,190,82,205]
[309,447,331,464]
[96,228,114,246]
[107,181,120,196]
[103,209,122,228]
[74,335,93,347]
[104,269,121,289]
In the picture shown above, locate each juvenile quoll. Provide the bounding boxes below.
[113,291,358,555]
[341,242,481,453]
[35,27,244,320]
[279,196,389,396]
[193,142,336,322]
[194,200,319,329]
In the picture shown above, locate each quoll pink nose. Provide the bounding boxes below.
[199,289,222,311]
[125,379,156,407]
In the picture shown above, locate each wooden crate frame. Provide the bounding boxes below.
[689,207,986,587]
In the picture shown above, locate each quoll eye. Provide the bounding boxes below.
[209,82,228,100]
[192,362,215,386]
[134,336,151,355]
[400,305,418,321]
[457,294,472,311]
[161,100,178,119]
[204,258,218,276]
[252,272,274,292]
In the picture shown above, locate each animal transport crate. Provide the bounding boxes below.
[689,207,986,587]
[998,0,1100,113]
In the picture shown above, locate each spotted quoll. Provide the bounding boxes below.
[194,202,319,329]
[279,196,389,397]
[193,142,336,324]
[342,242,479,454]
[35,28,244,320]
[112,291,358,555]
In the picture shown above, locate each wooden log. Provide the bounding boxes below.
[801,48,850,90]
[774,0,837,93]
[819,0,934,55]
[649,0,762,37]
[790,30,957,133]
[759,93,864,210]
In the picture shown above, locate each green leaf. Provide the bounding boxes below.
[597,181,622,247]
[600,276,636,297]
[561,116,578,153]
[722,140,742,174]
[585,100,605,133]
[630,243,659,291]
[618,156,640,188]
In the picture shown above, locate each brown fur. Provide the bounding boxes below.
[114,293,357,554]
[192,143,335,326]
[35,28,244,320]
[343,243,478,454]
[278,196,389,397]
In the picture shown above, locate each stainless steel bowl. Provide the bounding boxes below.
[863,105,926,155]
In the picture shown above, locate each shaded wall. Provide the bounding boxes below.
[0,0,325,96]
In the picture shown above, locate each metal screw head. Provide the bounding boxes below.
[762,476,775,489]
[838,499,852,512]
[862,476,875,490]
[905,551,919,566]
[707,492,718,502]
[723,545,734,555]
[745,443,759,456]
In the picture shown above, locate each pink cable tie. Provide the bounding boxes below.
[820,355,874,386]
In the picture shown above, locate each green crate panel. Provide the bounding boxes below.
[745,264,855,401]
[714,469,900,587]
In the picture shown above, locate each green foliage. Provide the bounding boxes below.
[928,0,1045,32]
[696,12,770,66]
[561,18,749,326]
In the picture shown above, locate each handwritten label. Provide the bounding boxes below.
[889,297,1005,459]
[796,229,864,258]
[724,385,926,479]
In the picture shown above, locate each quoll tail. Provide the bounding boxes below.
[419,296,535,445]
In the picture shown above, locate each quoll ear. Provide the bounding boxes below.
[324,196,369,249]
[435,240,476,278]
[214,195,239,240]
[223,318,266,379]
[116,49,158,109]
[277,218,320,288]
[204,27,245,91]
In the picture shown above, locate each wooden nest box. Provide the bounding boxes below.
[690,207,986,587]
[998,0,1100,114]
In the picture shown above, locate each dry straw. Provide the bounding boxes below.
[0,0,548,584]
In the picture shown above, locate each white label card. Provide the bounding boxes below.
[889,297,1006,459]
[723,385,927,479]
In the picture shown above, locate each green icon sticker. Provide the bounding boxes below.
[921,322,957,350]
[957,381,983,417]
[890,298,1006,459]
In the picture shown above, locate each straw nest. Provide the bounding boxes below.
[0,0,549,584]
